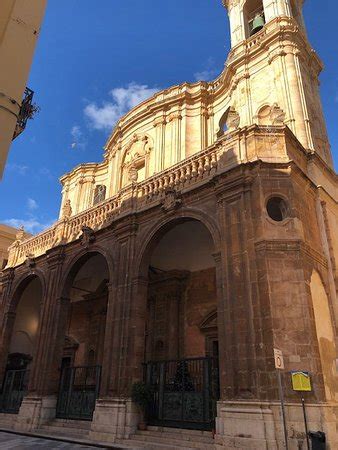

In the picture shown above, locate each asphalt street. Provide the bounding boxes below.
[0,431,101,449]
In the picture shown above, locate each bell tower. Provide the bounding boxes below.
[222,0,332,166]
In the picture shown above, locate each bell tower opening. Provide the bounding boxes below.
[244,0,265,37]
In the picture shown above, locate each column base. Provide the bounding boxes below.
[89,397,139,442]
[215,400,338,450]
[0,412,18,429]
[14,395,57,432]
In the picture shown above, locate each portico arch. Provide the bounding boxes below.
[0,274,43,413]
[137,209,222,278]
[54,250,113,421]
[133,214,224,430]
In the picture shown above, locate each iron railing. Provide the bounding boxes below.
[0,369,29,414]
[13,87,35,140]
[144,357,219,430]
[56,365,101,421]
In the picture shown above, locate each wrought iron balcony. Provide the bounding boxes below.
[13,87,38,140]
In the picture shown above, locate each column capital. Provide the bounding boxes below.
[46,246,66,267]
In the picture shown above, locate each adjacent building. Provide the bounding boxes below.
[0,0,47,178]
[0,1,337,449]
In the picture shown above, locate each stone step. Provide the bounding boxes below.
[128,438,214,450]
[39,424,90,438]
[46,418,92,430]
[146,426,213,438]
[135,429,214,444]
[128,427,215,450]
[0,413,18,428]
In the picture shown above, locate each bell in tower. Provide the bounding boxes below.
[244,0,266,37]
[249,12,265,36]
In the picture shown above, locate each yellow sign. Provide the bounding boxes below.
[291,371,312,392]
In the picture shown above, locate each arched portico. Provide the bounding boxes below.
[131,214,225,430]
[0,274,43,414]
[51,250,113,421]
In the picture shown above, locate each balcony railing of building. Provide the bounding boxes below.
[13,88,38,140]
[6,125,289,269]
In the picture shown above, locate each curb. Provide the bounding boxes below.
[0,427,140,449]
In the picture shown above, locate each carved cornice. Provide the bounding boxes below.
[255,239,328,268]
[0,268,15,286]
[113,217,139,241]
[7,126,327,269]
[46,246,66,268]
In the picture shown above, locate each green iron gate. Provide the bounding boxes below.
[144,357,219,430]
[56,365,101,420]
[0,369,29,413]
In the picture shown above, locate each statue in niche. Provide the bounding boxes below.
[121,134,152,187]
[62,199,72,218]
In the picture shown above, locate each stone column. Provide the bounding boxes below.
[98,282,117,397]
[0,268,15,382]
[214,181,279,449]
[15,248,67,431]
[90,221,140,442]
[153,116,166,172]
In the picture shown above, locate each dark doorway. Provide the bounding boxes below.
[144,357,219,430]
[56,365,101,421]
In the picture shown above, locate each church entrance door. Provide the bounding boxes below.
[144,356,219,430]
[56,365,101,420]
[0,368,29,414]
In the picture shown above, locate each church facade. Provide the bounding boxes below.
[0,1,337,448]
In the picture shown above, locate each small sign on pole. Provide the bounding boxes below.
[274,348,285,370]
[274,349,288,450]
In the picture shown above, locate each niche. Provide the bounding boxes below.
[121,134,152,187]
[93,185,106,206]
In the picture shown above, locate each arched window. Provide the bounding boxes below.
[217,107,240,138]
[93,185,106,206]
[244,0,265,38]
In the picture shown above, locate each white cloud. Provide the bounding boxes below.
[3,218,55,234]
[39,167,54,179]
[84,82,159,131]
[27,198,38,211]
[6,163,29,175]
[194,57,220,82]
[70,125,86,149]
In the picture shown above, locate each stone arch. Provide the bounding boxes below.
[137,208,222,278]
[53,246,113,412]
[310,269,338,401]
[2,273,44,378]
[255,103,286,126]
[256,104,271,125]
[199,310,218,332]
[9,270,46,313]
[60,246,114,299]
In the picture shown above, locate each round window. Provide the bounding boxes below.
[266,197,289,222]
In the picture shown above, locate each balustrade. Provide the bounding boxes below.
[6,129,258,268]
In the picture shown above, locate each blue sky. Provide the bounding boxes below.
[1,0,337,234]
